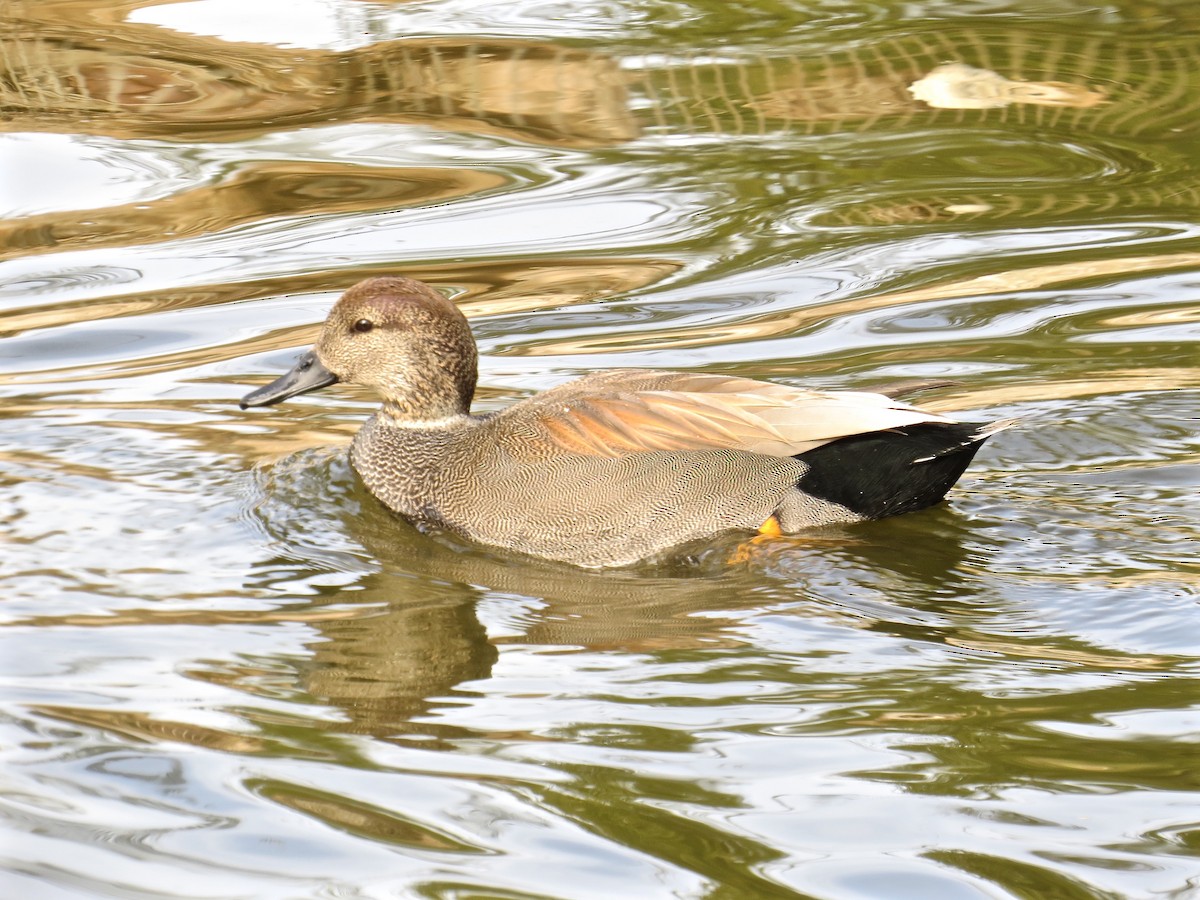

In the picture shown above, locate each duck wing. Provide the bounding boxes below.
[506,370,956,459]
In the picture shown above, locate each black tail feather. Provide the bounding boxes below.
[794,423,994,520]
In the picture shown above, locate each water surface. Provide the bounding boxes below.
[2,0,1199,897]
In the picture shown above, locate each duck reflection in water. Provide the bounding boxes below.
[243,405,993,746]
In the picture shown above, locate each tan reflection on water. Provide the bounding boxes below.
[10,527,788,743]
[820,179,1200,226]
[943,638,1172,670]
[453,259,682,318]
[4,1,636,146]
[636,29,1200,139]
[261,787,485,852]
[18,519,1185,750]
[740,55,1111,126]
[930,369,1200,411]
[0,258,681,370]
[0,163,508,261]
[33,704,271,753]
[1096,304,1200,327]
[7,2,1200,150]
[7,0,1200,256]
[527,251,1200,356]
[16,603,372,630]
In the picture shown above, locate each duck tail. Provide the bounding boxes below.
[911,417,1019,462]
[794,418,1015,520]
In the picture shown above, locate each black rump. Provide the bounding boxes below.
[795,423,989,520]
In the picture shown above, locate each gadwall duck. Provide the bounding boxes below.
[241,276,1009,567]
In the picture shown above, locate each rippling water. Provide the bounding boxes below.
[3,0,1199,897]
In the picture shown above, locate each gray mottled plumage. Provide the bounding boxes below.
[241,276,1009,567]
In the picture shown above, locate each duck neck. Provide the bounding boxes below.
[378,401,473,429]
[377,339,477,425]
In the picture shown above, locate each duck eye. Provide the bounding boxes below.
[352,318,374,334]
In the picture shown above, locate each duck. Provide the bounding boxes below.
[240,276,1009,567]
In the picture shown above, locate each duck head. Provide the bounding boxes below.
[240,276,478,420]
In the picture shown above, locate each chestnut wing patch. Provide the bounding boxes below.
[528,385,953,459]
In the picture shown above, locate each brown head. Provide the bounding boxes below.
[240,276,478,420]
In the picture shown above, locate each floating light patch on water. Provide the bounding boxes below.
[909,63,1108,110]
[943,203,995,215]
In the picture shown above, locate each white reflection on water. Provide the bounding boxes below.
[0,162,706,304]
[0,134,205,217]
[130,0,376,51]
